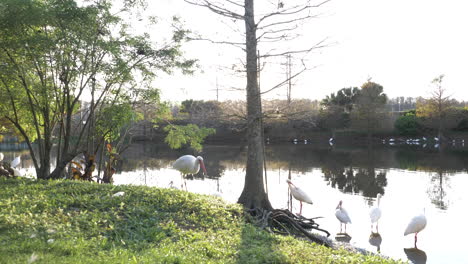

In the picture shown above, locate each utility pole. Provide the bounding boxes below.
[286,54,292,105]
[215,74,219,101]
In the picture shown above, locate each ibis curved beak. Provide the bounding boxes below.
[199,160,207,175]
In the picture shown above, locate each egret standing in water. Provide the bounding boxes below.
[369,193,382,233]
[335,200,352,234]
[286,179,313,215]
[172,155,207,190]
[404,210,427,247]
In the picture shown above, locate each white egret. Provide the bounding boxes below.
[0,152,4,162]
[286,179,313,215]
[404,210,427,247]
[173,155,207,190]
[335,200,352,233]
[369,193,382,233]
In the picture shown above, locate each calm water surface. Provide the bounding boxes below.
[115,143,468,264]
[3,142,468,263]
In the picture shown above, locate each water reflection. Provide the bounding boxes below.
[428,170,450,210]
[368,232,382,252]
[404,247,427,264]
[321,148,387,197]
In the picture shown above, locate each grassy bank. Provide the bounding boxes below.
[0,178,403,263]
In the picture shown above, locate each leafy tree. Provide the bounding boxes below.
[319,87,359,135]
[0,0,194,179]
[164,124,215,152]
[351,81,387,142]
[321,87,360,113]
[394,111,421,136]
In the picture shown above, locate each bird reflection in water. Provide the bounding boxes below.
[404,247,427,264]
[368,232,382,252]
[335,233,351,243]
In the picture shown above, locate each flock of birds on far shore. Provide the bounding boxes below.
[283,136,466,148]
[171,154,427,249]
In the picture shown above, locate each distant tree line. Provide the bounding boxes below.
[160,76,467,142]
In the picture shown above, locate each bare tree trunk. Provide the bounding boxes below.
[238,0,272,211]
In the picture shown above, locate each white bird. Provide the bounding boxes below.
[173,155,207,190]
[112,191,125,197]
[404,211,427,247]
[329,137,334,142]
[369,193,382,233]
[335,200,352,234]
[0,152,4,162]
[286,179,313,215]
[11,155,21,168]
[11,168,22,177]
[434,137,439,141]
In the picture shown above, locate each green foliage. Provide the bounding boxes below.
[394,112,421,136]
[95,103,139,143]
[0,178,403,264]
[352,81,388,136]
[321,87,360,113]
[164,124,216,151]
[0,0,195,179]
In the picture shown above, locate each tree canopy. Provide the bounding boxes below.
[0,0,195,179]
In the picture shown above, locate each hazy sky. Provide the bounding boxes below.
[149,0,468,102]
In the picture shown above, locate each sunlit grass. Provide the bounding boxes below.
[0,178,404,263]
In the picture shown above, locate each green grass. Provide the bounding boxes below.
[0,178,404,263]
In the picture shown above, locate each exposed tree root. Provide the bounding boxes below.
[246,208,332,247]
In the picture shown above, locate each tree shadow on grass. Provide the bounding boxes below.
[236,223,288,264]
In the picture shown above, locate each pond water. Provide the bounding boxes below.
[2,142,468,263]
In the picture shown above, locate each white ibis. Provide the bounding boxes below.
[11,155,21,168]
[11,168,22,177]
[404,211,427,247]
[173,155,207,190]
[286,179,313,215]
[335,200,352,233]
[369,193,382,233]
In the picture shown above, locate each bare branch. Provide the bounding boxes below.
[187,36,246,50]
[256,0,331,27]
[184,0,244,20]
[260,37,330,58]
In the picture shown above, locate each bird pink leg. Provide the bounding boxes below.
[376,223,379,233]
[414,232,418,247]
[299,201,303,215]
